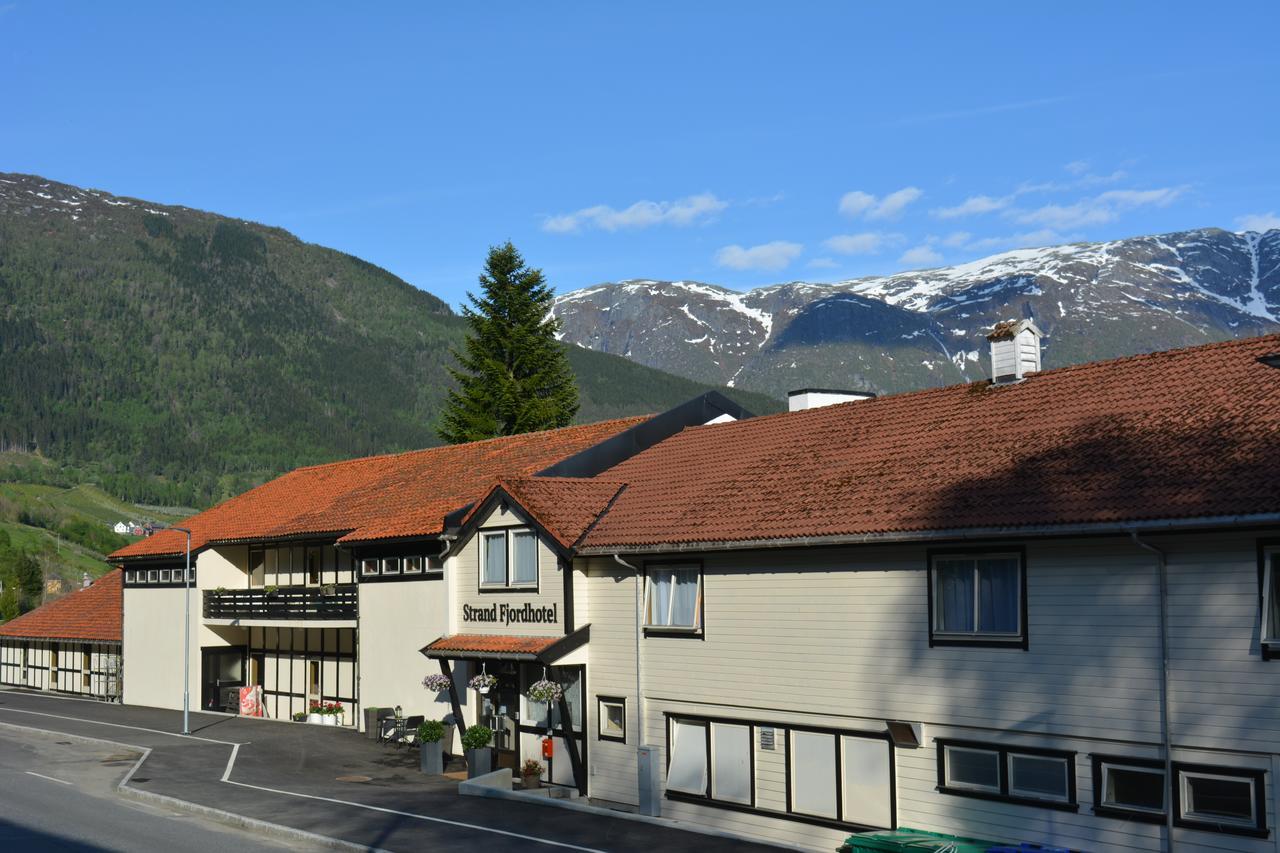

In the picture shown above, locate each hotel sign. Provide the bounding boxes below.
[463,602,558,627]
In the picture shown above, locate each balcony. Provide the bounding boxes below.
[202,584,357,621]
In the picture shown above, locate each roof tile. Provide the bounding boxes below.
[0,570,122,642]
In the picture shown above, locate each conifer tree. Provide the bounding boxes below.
[439,243,580,443]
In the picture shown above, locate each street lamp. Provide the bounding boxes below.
[171,526,193,735]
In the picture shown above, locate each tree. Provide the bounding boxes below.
[439,243,579,443]
[13,552,43,613]
[0,587,17,622]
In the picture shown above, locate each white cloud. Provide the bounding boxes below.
[838,190,876,217]
[715,241,804,272]
[1014,186,1186,229]
[822,231,903,255]
[839,187,923,220]
[542,193,727,233]
[1237,212,1280,232]
[940,231,972,248]
[965,229,1071,252]
[932,194,1010,219]
[899,245,944,267]
[807,257,840,270]
[1064,160,1090,176]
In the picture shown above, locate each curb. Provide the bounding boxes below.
[0,718,381,853]
[460,775,805,852]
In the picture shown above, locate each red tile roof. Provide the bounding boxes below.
[466,477,626,549]
[422,633,560,657]
[110,417,649,560]
[573,334,1280,550]
[0,570,122,642]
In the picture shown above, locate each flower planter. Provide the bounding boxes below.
[323,714,339,726]
[465,747,493,779]
[420,740,444,775]
[521,774,540,790]
[306,713,323,725]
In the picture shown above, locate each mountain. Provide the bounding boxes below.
[552,229,1280,397]
[0,173,780,508]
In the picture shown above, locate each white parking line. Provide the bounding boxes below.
[0,706,245,746]
[25,770,73,786]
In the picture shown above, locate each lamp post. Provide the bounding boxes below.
[172,526,193,735]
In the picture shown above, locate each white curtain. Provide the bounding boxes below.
[978,558,1019,633]
[711,723,751,804]
[649,571,672,626]
[791,731,837,818]
[936,560,974,632]
[670,568,699,627]
[512,531,537,584]
[667,719,708,795]
[483,533,506,585]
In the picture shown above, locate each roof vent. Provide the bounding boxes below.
[986,319,1043,384]
[787,388,876,412]
[1258,353,1280,369]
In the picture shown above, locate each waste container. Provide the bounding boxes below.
[840,828,1008,853]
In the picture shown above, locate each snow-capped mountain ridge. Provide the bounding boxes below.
[552,227,1280,398]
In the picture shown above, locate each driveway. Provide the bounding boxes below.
[0,689,785,852]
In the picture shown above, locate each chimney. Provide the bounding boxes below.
[82,572,91,589]
[986,319,1043,383]
[787,388,876,412]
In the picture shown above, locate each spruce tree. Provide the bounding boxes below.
[439,243,580,444]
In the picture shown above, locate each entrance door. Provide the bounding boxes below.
[486,670,521,772]
[201,647,245,711]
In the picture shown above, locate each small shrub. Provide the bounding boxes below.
[417,719,445,743]
[460,725,493,751]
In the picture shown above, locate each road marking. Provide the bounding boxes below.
[0,706,245,746]
[25,770,73,786]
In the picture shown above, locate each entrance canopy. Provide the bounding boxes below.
[420,625,589,664]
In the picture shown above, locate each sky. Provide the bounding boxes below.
[4,3,1280,308]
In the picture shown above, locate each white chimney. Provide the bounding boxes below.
[987,319,1043,383]
[787,388,876,412]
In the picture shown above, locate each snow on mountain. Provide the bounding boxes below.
[552,228,1280,398]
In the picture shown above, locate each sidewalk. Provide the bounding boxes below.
[0,689,784,853]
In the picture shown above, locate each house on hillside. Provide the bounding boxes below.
[107,394,748,726]
[113,522,130,535]
[0,570,122,700]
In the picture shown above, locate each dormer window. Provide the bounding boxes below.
[480,529,538,589]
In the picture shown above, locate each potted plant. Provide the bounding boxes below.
[307,701,324,724]
[264,584,280,597]
[461,725,494,778]
[520,758,543,790]
[418,719,445,775]
[323,701,344,725]
[292,711,306,722]
[321,582,337,596]
[422,673,451,693]
[468,673,497,694]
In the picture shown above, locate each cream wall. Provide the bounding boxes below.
[581,532,1280,853]
[358,576,454,725]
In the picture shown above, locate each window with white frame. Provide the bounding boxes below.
[931,552,1023,644]
[644,564,702,632]
[360,558,379,577]
[382,557,401,575]
[1093,756,1166,818]
[1175,764,1267,835]
[480,530,538,588]
[403,556,423,574]
[1263,546,1279,647]
[598,696,626,742]
[666,717,709,796]
[937,740,1075,808]
[147,569,159,583]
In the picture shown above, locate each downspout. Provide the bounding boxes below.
[613,553,645,804]
[1130,530,1175,853]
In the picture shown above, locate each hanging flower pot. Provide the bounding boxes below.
[422,674,451,693]
[468,673,497,694]
[527,679,564,704]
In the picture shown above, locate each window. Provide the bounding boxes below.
[147,569,159,583]
[50,647,59,687]
[82,649,91,689]
[711,722,752,805]
[481,532,508,586]
[512,531,537,586]
[791,730,838,818]
[930,552,1024,646]
[360,558,379,577]
[1093,756,1166,821]
[480,530,538,588]
[125,571,135,584]
[403,556,423,574]
[1263,546,1279,650]
[598,697,626,742]
[306,547,321,585]
[382,557,401,576]
[937,740,1076,810]
[789,728,893,827]
[666,718,708,795]
[644,564,702,632]
[1175,764,1268,836]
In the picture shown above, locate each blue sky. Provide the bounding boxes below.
[4,3,1279,307]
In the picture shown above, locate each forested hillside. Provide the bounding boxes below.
[0,173,780,509]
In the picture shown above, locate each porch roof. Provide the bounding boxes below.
[420,625,590,663]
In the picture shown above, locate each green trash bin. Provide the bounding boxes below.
[840,827,1009,853]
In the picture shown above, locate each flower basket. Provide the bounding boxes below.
[527,679,563,704]
[468,673,497,694]
[422,674,451,693]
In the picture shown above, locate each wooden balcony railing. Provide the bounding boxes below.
[202,584,357,620]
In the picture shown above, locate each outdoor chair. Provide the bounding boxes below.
[395,715,425,749]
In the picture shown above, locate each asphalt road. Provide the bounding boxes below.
[0,726,303,852]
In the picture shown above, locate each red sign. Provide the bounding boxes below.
[239,685,264,717]
[541,737,554,759]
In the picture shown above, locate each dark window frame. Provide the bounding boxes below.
[477,526,541,593]
[1260,539,1280,661]
[935,738,1077,812]
[1173,761,1269,838]
[926,547,1029,650]
[597,695,627,744]
[1090,753,1167,824]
